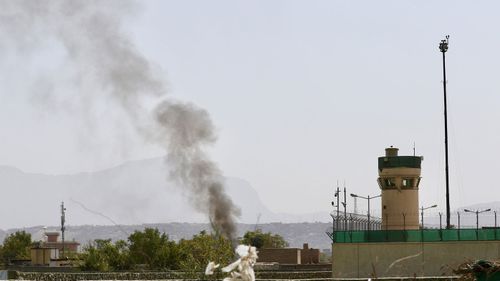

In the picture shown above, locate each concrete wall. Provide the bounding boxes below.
[12,270,333,280]
[10,270,460,280]
[332,241,500,278]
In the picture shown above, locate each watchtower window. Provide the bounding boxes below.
[384,178,396,187]
[402,178,414,188]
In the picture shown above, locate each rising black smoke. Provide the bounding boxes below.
[0,0,240,240]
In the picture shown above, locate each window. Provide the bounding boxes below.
[402,178,414,188]
[384,178,396,187]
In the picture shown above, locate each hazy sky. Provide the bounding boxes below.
[1,1,499,218]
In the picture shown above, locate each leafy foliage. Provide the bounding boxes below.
[79,239,130,271]
[78,228,288,272]
[79,228,180,271]
[177,230,233,273]
[0,231,32,264]
[128,228,179,270]
[240,229,289,249]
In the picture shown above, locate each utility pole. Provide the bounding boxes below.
[335,184,340,231]
[439,35,451,229]
[343,183,347,231]
[61,201,66,258]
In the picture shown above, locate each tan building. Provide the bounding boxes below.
[300,243,320,264]
[377,147,422,230]
[258,243,320,265]
[44,232,80,254]
[30,245,58,266]
[331,147,500,278]
[258,248,301,264]
[30,231,80,267]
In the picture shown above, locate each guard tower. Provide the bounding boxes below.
[377,147,423,230]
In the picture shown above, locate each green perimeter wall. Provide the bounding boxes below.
[332,240,500,278]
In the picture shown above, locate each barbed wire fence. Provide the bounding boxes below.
[326,208,500,242]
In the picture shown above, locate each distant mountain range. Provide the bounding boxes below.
[2,157,498,251]
[0,157,330,230]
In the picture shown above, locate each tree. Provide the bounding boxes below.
[177,231,233,274]
[108,239,131,270]
[1,231,32,264]
[79,240,110,271]
[79,239,131,271]
[128,228,179,270]
[240,229,288,249]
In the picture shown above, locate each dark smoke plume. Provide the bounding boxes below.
[0,0,240,240]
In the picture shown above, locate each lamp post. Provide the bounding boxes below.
[439,212,443,230]
[495,211,498,228]
[495,211,498,240]
[464,208,491,232]
[438,212,443,240]
[439,35,451,229]
[421,204,438,229]
[350,193,381,231]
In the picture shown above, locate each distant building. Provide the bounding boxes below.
[43,232,80,253]
[300,243,320,264]
[30,243,58,267]
[30,231,80,267]
[258,243,320,265]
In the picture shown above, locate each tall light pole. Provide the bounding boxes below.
[464,208,491,232]
[439,35,451,229]
[350,193,381,231]
[421,204,437,229]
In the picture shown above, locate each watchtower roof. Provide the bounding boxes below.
[378,156,422,171]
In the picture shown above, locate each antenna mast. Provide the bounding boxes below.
[439,35,451,229]
[61,201,66,258]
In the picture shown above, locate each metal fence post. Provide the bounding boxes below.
[402,212,407,241]
[439,212,443,240]
[495,211,498,240]
[349,214,353,242]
